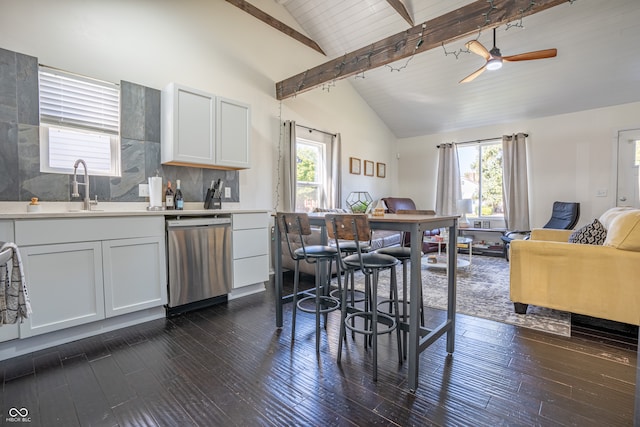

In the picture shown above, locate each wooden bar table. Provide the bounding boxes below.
[273,212,460,392]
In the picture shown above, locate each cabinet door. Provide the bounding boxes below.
[19,242,104,338]
[216,97,250,169]
[162,83,216,166]
[102,236,167,318]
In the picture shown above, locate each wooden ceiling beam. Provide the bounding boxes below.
[225,0,325,56]
[386,0,413,26]
[276,0,568,100]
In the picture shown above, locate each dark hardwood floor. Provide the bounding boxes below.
[0,272,636,426]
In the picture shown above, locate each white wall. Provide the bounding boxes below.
[0,0,396,210]
[396,101,640,228]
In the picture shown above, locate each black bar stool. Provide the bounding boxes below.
[277,212,340,353]
[376,209,431,358]
[326,214,402,381]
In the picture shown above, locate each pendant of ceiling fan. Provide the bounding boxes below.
[459,27,557,83]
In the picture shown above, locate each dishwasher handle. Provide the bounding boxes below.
[167,217,231,228]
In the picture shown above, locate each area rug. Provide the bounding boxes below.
[340,255,571,336]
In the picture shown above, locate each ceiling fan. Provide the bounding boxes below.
[459,27,557,83]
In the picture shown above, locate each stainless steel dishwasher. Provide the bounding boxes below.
[166,216,232,315]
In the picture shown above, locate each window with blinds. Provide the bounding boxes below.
[39,66,121,176]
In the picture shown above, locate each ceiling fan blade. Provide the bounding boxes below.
[465,40,491,60]
[459,64,487,83]
[503,48,557,62]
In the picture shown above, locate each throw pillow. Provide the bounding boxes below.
[568,219,607,245]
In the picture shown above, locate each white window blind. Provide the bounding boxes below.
[39,66,120,176]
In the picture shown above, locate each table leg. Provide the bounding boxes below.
[274,219,284,328]
[446,223,457,354]
[408,223,422,391]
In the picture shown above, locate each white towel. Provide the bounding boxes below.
[0,242,32,324]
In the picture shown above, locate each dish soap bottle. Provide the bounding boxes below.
[175,179,184,210]
[165,181,175,210]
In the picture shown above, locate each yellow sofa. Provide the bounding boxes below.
[509,207,640,325]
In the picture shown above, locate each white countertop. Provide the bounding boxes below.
[0,202,270,220]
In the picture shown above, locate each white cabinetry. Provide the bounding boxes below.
[15,217,166,338]
[162,83,251,170]
[231,212,269,298]
[216,97,251,169]
[162,83,216,166]
[102,236,166,317]
[19,242,104,337]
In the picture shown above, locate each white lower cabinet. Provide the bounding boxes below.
[102,236,167,318]
[231,213,269,295]
[19,242,104,338]
[15,217,166,338]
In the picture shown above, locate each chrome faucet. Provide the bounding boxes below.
[71,159,96,210]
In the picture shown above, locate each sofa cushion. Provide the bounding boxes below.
[599,206,635,230]
[382,197,417,213]
[604,210,640,251]
[568,219,607,245]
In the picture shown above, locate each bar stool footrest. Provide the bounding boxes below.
[344,312,396,336]
[297,295,340,314]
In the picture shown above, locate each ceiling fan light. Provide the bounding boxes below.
[486,58,503,71]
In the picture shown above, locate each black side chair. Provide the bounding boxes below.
[501,201,580,261]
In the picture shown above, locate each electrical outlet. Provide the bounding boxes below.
[596,189,608,197]
[139,184,150,197]
[225,187,231,198]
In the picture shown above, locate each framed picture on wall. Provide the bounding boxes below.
[364,160,374,176]
[482,220,491,229]
[473,220,482,229]
[376,162,386,178]
[349,157,361,174]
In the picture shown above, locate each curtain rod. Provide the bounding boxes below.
[437,134,528,148]
[294,123,337,137]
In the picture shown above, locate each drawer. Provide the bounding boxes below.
[233,228,268,259]
[233,213,268,230]
[233,255,268,288]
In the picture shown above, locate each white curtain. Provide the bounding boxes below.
[328,133,342,209]
[502,133,530,230]
[282,120,296,212]
[435,143,462,216]
[281,122,341,212]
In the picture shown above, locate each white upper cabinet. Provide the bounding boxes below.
[216,97,251,169]
[161,83,250,170]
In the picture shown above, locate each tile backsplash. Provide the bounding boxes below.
[0,47,239,205]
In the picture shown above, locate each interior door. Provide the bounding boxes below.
[617,129,640,208]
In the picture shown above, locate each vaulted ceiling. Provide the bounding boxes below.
[264,0,640,138]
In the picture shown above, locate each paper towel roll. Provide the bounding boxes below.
[148,177,163,208]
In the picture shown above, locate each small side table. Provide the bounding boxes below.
[423,236,473,269]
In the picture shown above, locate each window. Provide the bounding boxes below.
[458,141,504,219]
[39,66,121,176]
[295,138,326,212]
[294,127,336,213]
